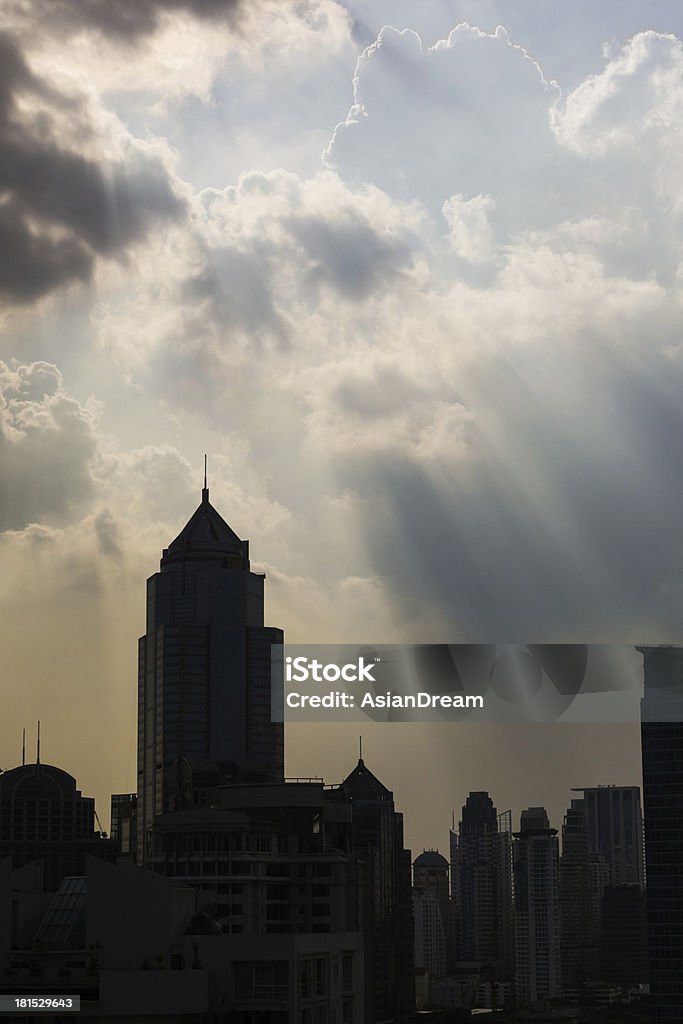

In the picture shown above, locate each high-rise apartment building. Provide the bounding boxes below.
[638,644,683,1023]
[453,792,514,980]
[137,479,284,864]
[559,798,598,991]
[413,886,446,981]
[571,785,644,889]
[413,849,453,975]
[514,807,561,1006]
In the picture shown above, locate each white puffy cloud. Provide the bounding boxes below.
[0,361,99,530]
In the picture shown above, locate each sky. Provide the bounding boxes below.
[1,0,682,853]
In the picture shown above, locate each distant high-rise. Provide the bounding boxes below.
[514,808,561,1006]
[137,478,284,864]
[571,785,644,889]
[639,644,683,1023]
[413,850,451,978]
[559,798,598,991]
[453,792,514,981]
[341,757,414,1024]
[413,886,446,981]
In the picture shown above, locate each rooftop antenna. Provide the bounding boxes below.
[22,728,25,767]
[202,454,209,503]
[37,720,40,765]
[359,735,363,762]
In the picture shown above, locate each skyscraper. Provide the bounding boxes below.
[413,850,451,977]
[559,798,598,991]
[341,757,414,1024]
[571,785,644,889]
[137,478,284,864]
[514,807,561,1006]
[639,644,683,1023]
[413,886,446,981]
[453,792,514,981]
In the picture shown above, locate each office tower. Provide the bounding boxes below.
[638,644,683,1022]
[414,849,453,975]
[341,757,415,1024]
[572,785,644,888]
[599,885,648,989]
[453,792,514,980]
[514,808,561,1006]
[137,478,284,864]
[449,822,460,965]
[413,886,446,980]
[413,851,450,978]
[559,798,597,991]
[0,762,114,891]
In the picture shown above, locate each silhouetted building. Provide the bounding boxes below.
[560,798,597,991]
[453,792,514,981]
[110,793,137,858]
[571,785,644,889]
[514,808,561,1006]
[137,478,284,865]
[133,482,415,1020]
[147,779,358,936]
[414,849,453,975]
[599,884,648,989]
[341,757,414,1023]
[639,644,683,1022]
[413,886,446,981]
[0,763,114,892]
[0,854,365,1021]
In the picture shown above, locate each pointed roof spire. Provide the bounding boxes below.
[342,754,392,801]
[162,466,250,568]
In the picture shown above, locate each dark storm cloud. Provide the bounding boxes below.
[0,202,92,302]
[7,0,250,43]
[0,31,184,304]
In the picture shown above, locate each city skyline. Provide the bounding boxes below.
[0,480,645,857]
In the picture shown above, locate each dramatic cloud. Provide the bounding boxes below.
[7,0,253,42]
[0,31,184,305]
[96,169,424,397]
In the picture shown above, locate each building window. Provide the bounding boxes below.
[233,960,288,1001]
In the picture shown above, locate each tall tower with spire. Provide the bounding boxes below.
[136,469,283,864]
